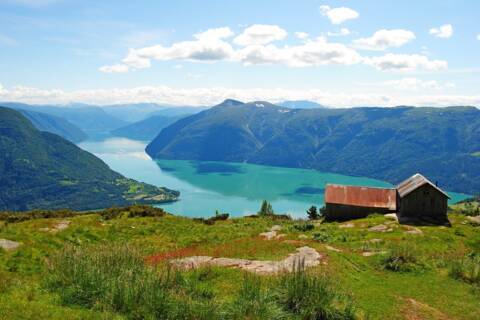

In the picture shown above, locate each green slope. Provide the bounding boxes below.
[18,109,87,143]
[0,107,178,211]
[111,114,186,141]
[146,100,480,194]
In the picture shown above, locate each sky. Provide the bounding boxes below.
[0,0,479,107]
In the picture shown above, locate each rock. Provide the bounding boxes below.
[170,246,322,275]
[325,245,342,252]
[368,224,392,232]
[170,256,213,270]
[405,226,423,235]
[362,251,387,257]
[384,213,398,221]
[466,216,480,225]
[270,225,282,231]
[39,220,71,233]
[0,239,21,251]
[55,220,70,231]
[298,234,309,239]
[259,231,278,240]
[364,238,383,244]
[339,223,355,229]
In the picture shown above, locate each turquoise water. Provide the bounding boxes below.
[79,138,471,218]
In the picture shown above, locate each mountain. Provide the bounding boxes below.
[279,100,326,109]
[18,109,87,143]
[111,114,187,141]
[146,100,480,194]
[97,103,169,123]
[2,102,127,138]
[0,107,179,211]
[149,106,209,117]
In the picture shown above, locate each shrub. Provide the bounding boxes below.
[449,253,480,285]
[225,273,286,319]
[194,213,229,225]
[45,244,217,319]
[313,232,331,242]
[100,205,167,220]
[307,206,319,220]
[380,243,427,273]
[293,222,315,232]
[276,266,356,320]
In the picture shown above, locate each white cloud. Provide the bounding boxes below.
[233,24,287,46]
[327,28,351,37]
[365,53,448,71]
[118,28,236,70]
[237,37,362,67]
[319,5,359,24]
[173,64,183,69]
[367,77,455,91]
[99,64,130,73]
[295,32,309,40]
[194,27,234,40]
[353,29,415,51]
[103,25,448,72]
[1,84,476,108]
[477,34,480,41]
[429,24,453,38]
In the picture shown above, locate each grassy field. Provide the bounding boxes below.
[0,205,479,319]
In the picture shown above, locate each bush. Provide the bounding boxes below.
[100,205,167,220]
[194,213,229,225]
[293,222,315,232]
[45,244,217,319]
[449,253,480,285]
[380,243,427,273]
[276,266,356,320]
[226,273,286,319]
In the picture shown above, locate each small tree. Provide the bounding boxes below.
[306,206,319,220]
[258,200,274,216]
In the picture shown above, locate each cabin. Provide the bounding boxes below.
[324,184,397,220]
[324,173,450,224]
[396,173,450,223]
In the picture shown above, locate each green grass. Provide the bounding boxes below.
[1,205,480,319]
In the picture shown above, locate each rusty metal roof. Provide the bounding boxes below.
[396,173,450,199]
[325,184,397,210]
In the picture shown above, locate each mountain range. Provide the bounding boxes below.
[0,106,179,211]
[111,114,187,141]
[18,109,87,143]
[146,99,480,194]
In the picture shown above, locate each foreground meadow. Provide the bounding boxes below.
[0,205,479,319]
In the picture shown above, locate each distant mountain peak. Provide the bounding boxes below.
[280,100,326,109]
[218,99,244,106]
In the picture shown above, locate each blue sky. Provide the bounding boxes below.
[0,0,479,106]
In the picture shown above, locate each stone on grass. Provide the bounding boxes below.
[339,223,355,229]
[368,224,392,232]
[384,213,398,221]
[466,216,480,225]
[325,245,342,252]
[362,251,387,257]
[259,231,278,240]
[404,226,423,235]
[0,239,21,251]
[170,246,322,275]
[270,225,282,231]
